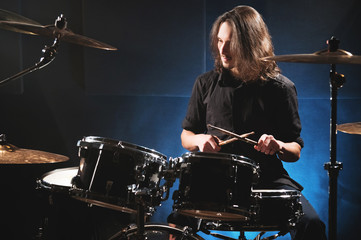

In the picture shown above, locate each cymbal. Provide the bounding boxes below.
[0,144,69,164]
[337,122,361,135]
[262,49,361,65]
[0,10,117,51]
[0,9,40,34]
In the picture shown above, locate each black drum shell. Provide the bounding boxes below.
[173,152,259,221]
[74,136,167,210]
[249,189,303,230]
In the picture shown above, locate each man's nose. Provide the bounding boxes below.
[220,42,229,55]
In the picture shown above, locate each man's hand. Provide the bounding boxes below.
[181,129,221,152]
[254,134,282,155]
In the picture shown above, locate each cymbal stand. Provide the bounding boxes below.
[0,36,59,87]
[134,191,147,240]
[323,36,345,240]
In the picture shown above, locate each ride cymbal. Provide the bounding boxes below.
[0,10,117,50]
[0,9,40,34]
[337,122,361,135]
[262,49,361,65]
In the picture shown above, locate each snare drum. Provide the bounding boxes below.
[172,152,259,221]
[73,136,167,214]
[249,189,303,230]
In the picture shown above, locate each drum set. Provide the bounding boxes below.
[1,8,361,240]
[32,136,301,240]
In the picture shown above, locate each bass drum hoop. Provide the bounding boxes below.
[109,223,205,240]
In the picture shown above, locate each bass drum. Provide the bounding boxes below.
[37,167,135,240]
[109,224,204,240]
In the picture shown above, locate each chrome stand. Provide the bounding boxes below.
[0,38,59,87]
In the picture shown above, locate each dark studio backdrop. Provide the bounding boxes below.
[0,0,360,239]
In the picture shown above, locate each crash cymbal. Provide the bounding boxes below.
[0,144,69,164]
[262,49,361,65]
[0,10,117,51]
[337,122,361,135]
[0,9,40,34]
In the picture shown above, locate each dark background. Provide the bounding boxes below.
[0,0,360,239]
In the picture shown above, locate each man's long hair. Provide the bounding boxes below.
[210,5,280,82]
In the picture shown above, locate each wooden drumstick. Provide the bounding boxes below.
[219,131,255,146]
[209,124,285,155]
[208,124,258,146]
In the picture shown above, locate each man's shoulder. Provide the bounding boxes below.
[197,69,220,81]
[268,74,295,89]
[195,69,220,88]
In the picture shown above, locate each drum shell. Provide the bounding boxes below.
[173,152,259,221]
[74,136,167,208]
[37,167,134,240]
[250,189,303,229]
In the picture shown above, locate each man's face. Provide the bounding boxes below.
[217,21,235,70]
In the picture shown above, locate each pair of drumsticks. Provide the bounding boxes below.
[207,124,257,146]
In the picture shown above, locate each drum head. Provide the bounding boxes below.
[39,167,78,192]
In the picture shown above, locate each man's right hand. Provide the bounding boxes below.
[181,129,221,152]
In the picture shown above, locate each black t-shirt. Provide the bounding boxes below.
[182,69,304,190]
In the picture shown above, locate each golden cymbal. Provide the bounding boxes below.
[0,9,40,34]
[0,144,69,164]
[0,9,117,51]
[262,49,361,65]
[337,122,361,135]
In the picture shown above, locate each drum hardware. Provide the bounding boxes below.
[262,36,361,240]
[0,133,69,164]
[0,9,117,87]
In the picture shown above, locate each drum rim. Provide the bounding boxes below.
[251,189,301,197]
[38,166,78,189]
[112,223,205,240]
[77,136,167,161]
[181,151,257,167]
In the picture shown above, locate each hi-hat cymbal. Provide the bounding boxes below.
[337,122,361,135]
[0,9,117,51]
[0,144,69,164]
[262,49,361,65]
